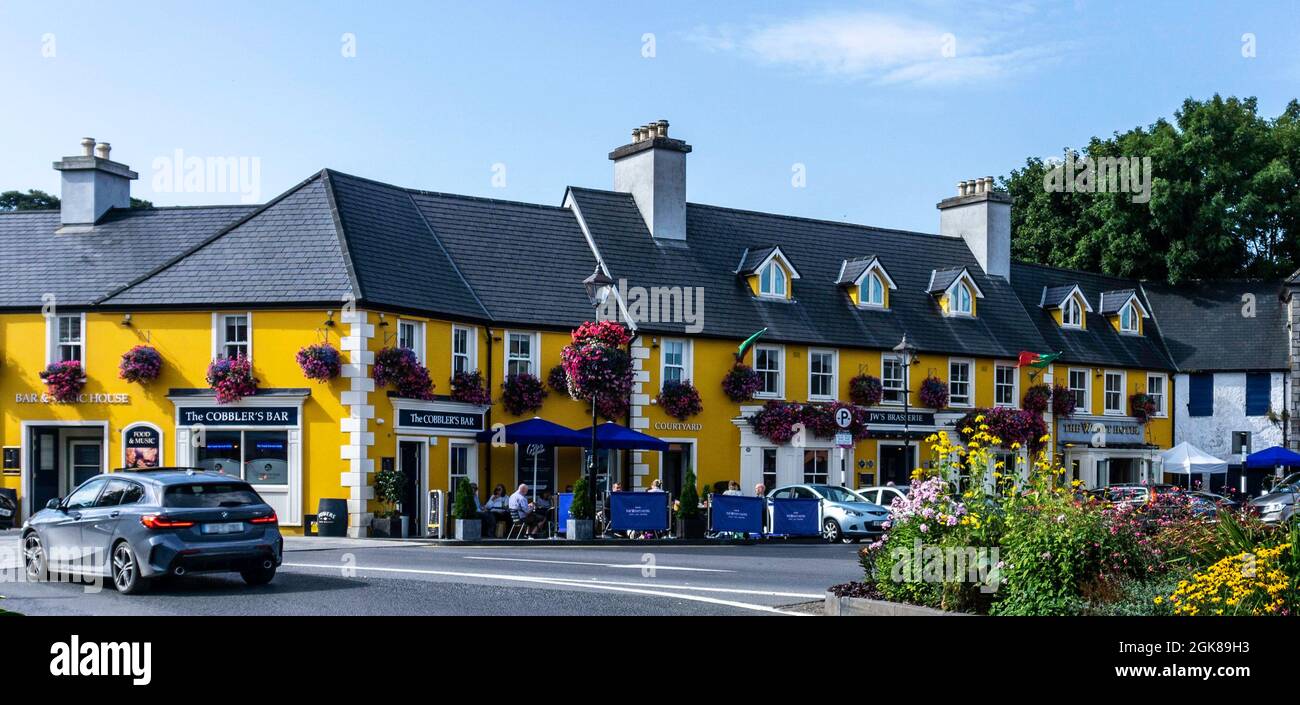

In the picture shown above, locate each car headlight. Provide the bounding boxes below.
[844,509,863,517]
[1263,502,1286,513]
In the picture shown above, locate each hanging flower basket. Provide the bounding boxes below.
[450,370,492,406]
[561,321,634,421]
[918,376,949,409]
[1051,383,1076,418]
[1021,383,1051,414]
[1130,392,1158,423]
[656,380,703,420]
[501,372,547,416]
[119,345,162,384]
[748,401,868,444]
[296,342,341,382]
[372,347,434,400]
[206,355,258,404]
[547,363,570,395]
[848,374,883,406]
[40,360,85,403]
[721,363,763,402]
[956,407,1049,451]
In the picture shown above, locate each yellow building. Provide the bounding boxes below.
[1,129,1175,537]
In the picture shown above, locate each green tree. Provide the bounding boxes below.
[452,479,476,519]
[0,190,153,212]
[1006,95,1300,283]
[676,469,699,519]
[570,475,594,520]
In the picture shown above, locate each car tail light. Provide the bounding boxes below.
[250,511,278,525]
[140,514,195,530]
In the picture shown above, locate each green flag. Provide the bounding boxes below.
[736,328,768,360]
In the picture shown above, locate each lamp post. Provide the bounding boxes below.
[893,334,919,480]
[583,267,616,528]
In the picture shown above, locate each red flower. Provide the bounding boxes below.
[656,380,703,420]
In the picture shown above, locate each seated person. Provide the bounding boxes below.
[484,484,510,536]
[508,484,548,537]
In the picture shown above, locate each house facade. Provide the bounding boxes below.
[6,124,1255,537]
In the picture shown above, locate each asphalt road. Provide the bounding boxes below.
[0,532,862,616]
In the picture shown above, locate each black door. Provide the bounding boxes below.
[880,445,915,486]
[663,445,689,499]
[399,441,421,537]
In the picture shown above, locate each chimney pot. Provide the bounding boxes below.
[53,137,138,227]
[631,128,641,143]
[984,176,995,192]
[95,142,111,160]
[656,119,668,138]
[81,137,95,157]
[958,181,968,196]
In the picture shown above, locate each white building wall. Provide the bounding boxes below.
[1173,371,1285,462]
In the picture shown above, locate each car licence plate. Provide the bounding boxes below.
[201,521,244,534]
[0,508,11,517]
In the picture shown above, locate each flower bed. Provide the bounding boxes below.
[296,342,341,382]
[40,360,85,402]
[656,379,703,420]
[450,370,492,405]
[206,355,258,404]
[119,345,162,384]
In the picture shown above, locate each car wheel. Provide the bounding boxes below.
[23,533,47,582]
[240,564,276,586]
[822,518,843,543]
[110,541,150,595]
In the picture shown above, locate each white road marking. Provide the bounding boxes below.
[282,562,806,615]
[461,555,732,573]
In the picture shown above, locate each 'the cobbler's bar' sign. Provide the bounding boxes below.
[178,407,298,426]
[397,408,484,432]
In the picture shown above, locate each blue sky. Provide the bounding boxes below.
[1,0,1297,233]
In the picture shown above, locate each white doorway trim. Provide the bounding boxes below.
[18,420,108,521]
[397,435,430,537]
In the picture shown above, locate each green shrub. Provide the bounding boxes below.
[373,466,404,518]
[990,498,1110,616]
[452,480,476,519]
[570,475,594,520]
[676,469,700,519]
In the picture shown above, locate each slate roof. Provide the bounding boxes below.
[926,267,965,294]
[1009,263,1173,370]
[1143,280,1289,371]
[1041,284,1081,309]
[836,256,879,286]
[734,247,777,275]
[567,187,1048,359]
[0,204,255,308]
[1098,289,1139,315]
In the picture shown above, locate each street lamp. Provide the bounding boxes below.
[582,267,616,529]
[893,334,919,479]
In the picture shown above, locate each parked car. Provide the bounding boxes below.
[1247,473,1299,525]
[1087,483,1178,507]
[856,485,909,510]
[767,483,889,543]
[21,468,282,594]
[0,490,16,529]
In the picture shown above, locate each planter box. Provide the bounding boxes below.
[567,519,594,540]
[675,515,705,539]
[823,592,970,617]
[370,516,400,538]
[454,519,481,541]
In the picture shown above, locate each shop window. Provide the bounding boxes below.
[802,449,829,484]
[994,364,1017,407]
[506,332,536,377]
[452,326,475,374]
[882,354,905,404]
[195,430,287,485]
[754,345,783,398]
[809,349,836,400]
[762,448,777,492]
[949,359,973,407]
[218,314,249,359]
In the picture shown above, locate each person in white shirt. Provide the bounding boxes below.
[723,481,742,496]
[508,484,546,537]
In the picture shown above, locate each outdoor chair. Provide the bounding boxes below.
[506,508,527,540]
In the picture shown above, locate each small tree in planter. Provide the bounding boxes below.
[451,480,481,540]
[918,376,948,409]
[450,370,492,406]
[1051,383,1076,418]
[206,355,258,404]
[372,465,406,537]
[501,372,547,416]
[722,363,762,402]
[40,360,85,402]
[656,380,703,420]
[296,342,341,382]
[674,468,704,539]
[849,374,883,406]
[119,345,163,384]
[568,474,595,540]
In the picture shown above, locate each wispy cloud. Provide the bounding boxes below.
[687,10,1062,86]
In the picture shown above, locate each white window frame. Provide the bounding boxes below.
[1068,368,1090,414]
[1062,296,1083,328]
[659,338,691,390]
[398,319,426,364]
[212,312,252,361]
[994,362,1019,408]
[46,312,86,365]
[504,331,539,378]
[1119,303,1139,333]
[802,448,830,485]
[948,281,974,317]
[948,358,974,408]
[881,353,905,405]
[1104,370,1125,416]
[451,325,476,375]
[1146,373,1168,418]
[753,344,784,399]
[808,348,837,401]
[449,439,478,493]
[860,272,886,308]
[758,261,787,298]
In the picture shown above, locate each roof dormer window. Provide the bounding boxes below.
[837,256,896,310]
[736,246,800,301]
[1120,302,1138,333]
[1062,296,1082,327]
[759,261,786,298]
[1040,284,1092,329]
[951,281,973,315]
[863,272,885,307]
[927,266,983,318]
[1099,289,1147,335]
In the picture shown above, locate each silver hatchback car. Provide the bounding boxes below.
[768,484,889,543]
[21,468,282,594]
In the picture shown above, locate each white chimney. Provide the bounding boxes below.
[52,137,138,228]
[938,176,1011,280]
[610,119,690,241]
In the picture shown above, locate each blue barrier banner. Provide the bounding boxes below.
[556,493,574,535]
[609,491,670,531]
[710,495,765,534]
[770,497,821,536]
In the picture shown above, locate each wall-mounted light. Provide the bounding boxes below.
[121,313,133,327]
[324,310,336,327]
[378,313,388,327]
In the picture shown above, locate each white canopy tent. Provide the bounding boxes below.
[1158,442,1228,490]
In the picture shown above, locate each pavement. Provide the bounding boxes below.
[0,530,862,616]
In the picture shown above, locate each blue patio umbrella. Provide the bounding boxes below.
[574,421,669,451]
[1244,445,1300,469]
[475,417,585,495]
